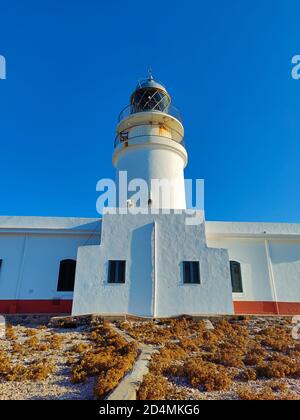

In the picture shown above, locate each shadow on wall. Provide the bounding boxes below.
[70,221,101,233]
[269,242,300,264]
[128,223,153,317]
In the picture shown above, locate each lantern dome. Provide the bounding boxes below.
[130,75,171,114]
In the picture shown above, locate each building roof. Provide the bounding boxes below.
[0,216,101,234]
[0,216,299,239]
[136,76,167,92]
[206,221,300,239]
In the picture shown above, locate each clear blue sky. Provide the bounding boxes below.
[0,0,299,222]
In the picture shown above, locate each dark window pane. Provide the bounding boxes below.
[230,261,243,293]
[108,260,126,284]
[108,260,117,283]
[183,261,200,284]
[192,262,200,284]
[183,261,191,283]
[118,261,126,284]
[57,260,76,292]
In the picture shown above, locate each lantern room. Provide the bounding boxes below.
[130,75,171,115]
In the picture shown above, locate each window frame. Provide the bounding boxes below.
[183,261,201,285]
[108,260,126,284]
[230,260,243,293]
[57,259,77,292]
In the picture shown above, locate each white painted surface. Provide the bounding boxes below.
[113,112,187,210]
[0,216,100,232]
[269,240,300,302]
[206,221,300,238]
[72,212,234,317]
[206,237,272,302]
[1,215,300,311]
[0,217,101,300]
[206,222,300,304]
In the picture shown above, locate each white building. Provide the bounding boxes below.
[0,77,300,316]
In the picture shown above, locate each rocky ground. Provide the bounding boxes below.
[0,319,96,400]
[118,316,300,400]
[0,315,299,400]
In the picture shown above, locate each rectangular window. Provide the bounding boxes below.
[57,259,77,292]
[230,261,243,293]
[108,260,126,284]
[183,261,200,284]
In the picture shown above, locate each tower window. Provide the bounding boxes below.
[57,259,76,292]
[183,261,200,284]
[108,260,126,284]
[120,131,129,142]
[230,261,243,293]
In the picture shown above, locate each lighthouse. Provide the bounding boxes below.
[72,75,234,318]
[113,75,187,209]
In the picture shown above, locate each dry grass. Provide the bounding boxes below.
[0,321,138,399]
[239,368,257,382]
[259,326,294,353]
[70,322,138,399]
[5,325,17,341]
[257,353,300,379]
[137,373,170,400]
[0,350,55,382]
[238,385,298,400]
[119,317,300,400]
[0,326,62,382]
[1,317,299,400]
[170,359,233,392]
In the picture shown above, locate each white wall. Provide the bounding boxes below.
[206,237,273,302]
[206,222,300,305]
[155,216,234,317]
[269,240,300,302]
[0,235,27,299]
[0,217,101,302]
[72,212,234,317]
[113,137,187,209]
[2,216,300,316]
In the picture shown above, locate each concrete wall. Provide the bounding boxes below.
[206,222,300,314]
[72,212,234,317]
[269,240,300,302]
[1,216,300,316]
[114,142,187,209]
[0,217,101,313]
[205,237,272,302]
[113,111,187,210]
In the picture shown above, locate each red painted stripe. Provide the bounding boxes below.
[0,300,72,314]
[234,301,300,315]
[0,300,299,316]
[277,302,300,315]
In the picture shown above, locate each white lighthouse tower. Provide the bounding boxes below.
[72,75,234,318]
[113,75,187,209]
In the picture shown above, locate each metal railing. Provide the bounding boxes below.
[114,122,185,149]
[118,104,183,123]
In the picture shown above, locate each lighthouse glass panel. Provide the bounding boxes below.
[131,88,170,114]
